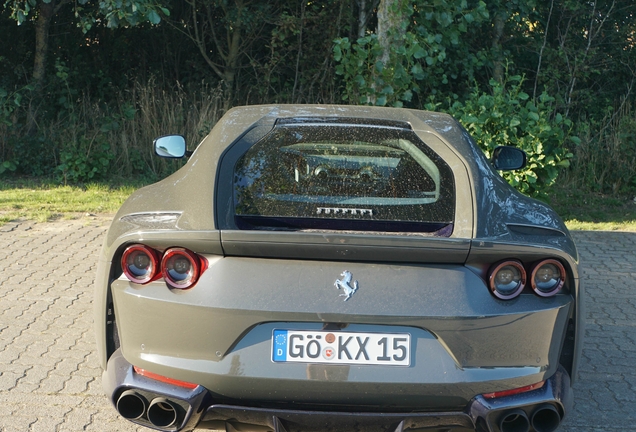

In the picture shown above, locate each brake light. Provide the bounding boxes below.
[121,244,207,289]
[161,248,205,290]
[488,260,526,300]
[531,259,565,297]
[121,245,160,284]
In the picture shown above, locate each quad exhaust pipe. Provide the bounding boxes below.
[496,404,561,432]
[115,391,180,429]
[498,409,529,432]
[113,392,562,432]
[147,397,179,428]
[116,390,146,420]
[108,352,571,432]
[531,404,561,432]
[467,367,570,432]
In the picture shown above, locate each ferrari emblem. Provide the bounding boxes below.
[334,270,359,301]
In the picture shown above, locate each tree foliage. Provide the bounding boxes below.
[429,74,574,197]
[0,0,635,193]
[334,0,490,106]
[3,0,169,90]
[3,0,168,28]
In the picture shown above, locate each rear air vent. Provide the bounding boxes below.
[507,224,566,238]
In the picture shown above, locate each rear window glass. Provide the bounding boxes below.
[233,124,455,233]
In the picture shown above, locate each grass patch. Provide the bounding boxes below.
[1,177,636,232]
[545,185,636,231]
[0,178,146,225]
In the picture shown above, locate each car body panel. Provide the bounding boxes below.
[95,105,581,432]
[110,254,571,406]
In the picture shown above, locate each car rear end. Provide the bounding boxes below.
[97,110,579,432]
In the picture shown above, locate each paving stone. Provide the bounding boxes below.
[0,413,38,432]
[0,218,124,432]
[0,219,635,431]
[557,231,636,432]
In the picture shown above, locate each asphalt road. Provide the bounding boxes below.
[0,218,635,431]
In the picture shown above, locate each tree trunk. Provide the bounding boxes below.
[27,1,56,131]
[221,5,243,111]
[533,0,554,101]
[292,1,306,102]
[33,1,56,88]
[491,10,505,83]
[357,0,380,39]
[376,0,407,66]
[358,0,367,38]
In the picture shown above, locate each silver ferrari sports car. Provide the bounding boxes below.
[95,105,581,432]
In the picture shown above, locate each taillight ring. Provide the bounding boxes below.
[121,244,160,284]
[488,260,526,300]
[530,259,566,297]
[161,247,201,290]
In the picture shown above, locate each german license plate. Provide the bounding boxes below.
[272,329,410,366]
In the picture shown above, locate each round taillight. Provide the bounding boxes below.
[121,245,159,284]
[489,260,526,300]
[531,259,566,297]
[161,248,201,289]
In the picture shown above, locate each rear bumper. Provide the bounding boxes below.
[104,349,572,432]
[110,257,574,403]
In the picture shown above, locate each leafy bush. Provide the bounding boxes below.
[0,83,48,175]
[4,135,56,177]
[428,75,574,197]
[56,138,114,183]
[0,160,17,175]
[566,102,636,194]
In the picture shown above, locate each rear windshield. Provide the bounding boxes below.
[233,124,455,233]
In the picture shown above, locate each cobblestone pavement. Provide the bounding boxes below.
[0,218,634,431]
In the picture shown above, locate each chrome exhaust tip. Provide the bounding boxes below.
[116,390,147,420]
[531,404,561,432]
[498,409,529,432]
[147,397,178,428]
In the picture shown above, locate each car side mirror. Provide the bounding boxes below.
[154,135,189,158]
[491,146,527,170]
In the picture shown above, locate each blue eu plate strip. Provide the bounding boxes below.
[272,330,288,362]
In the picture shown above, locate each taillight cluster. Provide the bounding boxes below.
[488,259,566,300]
[121,244,208,290]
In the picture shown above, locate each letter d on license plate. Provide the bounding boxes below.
[272,330,410,366]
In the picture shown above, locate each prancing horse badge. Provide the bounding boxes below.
[334,270,358,301]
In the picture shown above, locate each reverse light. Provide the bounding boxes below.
[161,248,204,289]
[121,245,160,284]
[133,366,198,389]
[488,260,526,300]
[531,259,566,297]
[482,381,545,399]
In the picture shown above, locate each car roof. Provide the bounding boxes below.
[111,104,572,252]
